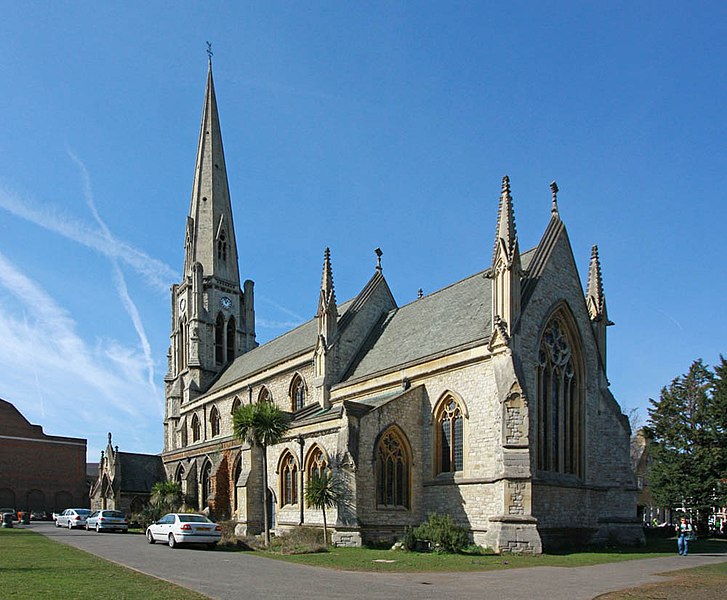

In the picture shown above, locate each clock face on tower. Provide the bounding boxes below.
[220,296,232,311]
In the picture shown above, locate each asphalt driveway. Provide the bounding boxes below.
[31,522,727,600]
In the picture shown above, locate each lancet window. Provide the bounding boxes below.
[435,395,464,474]
[226,316,236,363]
[279,451,298,506]
[215,313,224,364]
[210,406,221,437]
[291,375,306,412]
[191,414,201,443]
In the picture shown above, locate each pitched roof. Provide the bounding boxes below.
[117,452,166,494]
[343,270,493,381]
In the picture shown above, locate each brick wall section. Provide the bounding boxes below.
[0,399,87,511]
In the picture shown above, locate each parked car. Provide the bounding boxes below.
[31,511,51,521]
[86,510,128,533]
[145,513,221,549]
[55,508,91,529]
[1,509,15,528]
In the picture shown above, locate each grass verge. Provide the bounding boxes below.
[253,537,727,572]
[0,528,209,599]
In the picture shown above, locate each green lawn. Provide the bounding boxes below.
[0,528,208,600]
[256,537,727,572]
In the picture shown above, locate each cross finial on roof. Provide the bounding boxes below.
[375,247,383,272]
[417,288,423,299]
[550,181,559,215]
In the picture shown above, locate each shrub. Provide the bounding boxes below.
[412,513,469,553]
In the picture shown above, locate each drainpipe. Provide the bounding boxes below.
[298,435,305,525]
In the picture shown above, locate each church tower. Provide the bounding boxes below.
[164,60,256,451]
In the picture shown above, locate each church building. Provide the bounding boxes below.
[161,61,643,553]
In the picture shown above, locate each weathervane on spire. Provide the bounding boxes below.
[206,41,213,62]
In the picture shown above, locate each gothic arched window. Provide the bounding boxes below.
[258,387,272,404]
[306,446,329,483]
[435,394,465,474]
[191,414,201,443]
[376,428,410,509]
[231,396,241,415]
[536,312,583,477]
[215,313,224,365]
[279,451,298,506]
[226,316,236,363]
[180,419,188,447]
[201,461,212,508]
[210,406,221,437]
[291,375,306,412]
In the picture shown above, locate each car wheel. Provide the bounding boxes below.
[68,520,73,530]
[85,523,89,531]
[96,523,101,533]
[146,529,155,544]
[168,533,177,549]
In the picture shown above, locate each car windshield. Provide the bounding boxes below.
[103,511,125,518]
[178,515,211,523]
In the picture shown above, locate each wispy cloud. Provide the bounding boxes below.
[0,185,177,294]
[257,295,307,323]
[0,251,158,424]
[68,151,160,410]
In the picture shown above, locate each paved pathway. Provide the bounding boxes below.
[32,522,727,600]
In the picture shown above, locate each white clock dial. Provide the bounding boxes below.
[220,296,232,310]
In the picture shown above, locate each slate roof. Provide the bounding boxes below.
[208,298,354,393]
[208,247,539,394]
[117,452,166,494]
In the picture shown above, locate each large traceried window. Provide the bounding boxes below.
[536,312,583,477]
[376,428,411,509]
[210,406,221,437]
[435,395,464,474]
[291,375,306,412]
[279,451,298,506]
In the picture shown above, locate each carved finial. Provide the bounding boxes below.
[417,288,423,299]
[206,41,213,63]
[502,174,510,193]
[550,181,559,215]
[375,247,383,272]
[107,432,112,445]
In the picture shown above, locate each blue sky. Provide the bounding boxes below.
[1,2,725,461]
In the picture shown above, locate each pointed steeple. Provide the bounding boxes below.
[316,247,338,338]
[314,248,339,409]
[183,61,240,285]
[492,176,519,266]
[490,176,521,343]
[586,245,606,321]
[586,245,612,375]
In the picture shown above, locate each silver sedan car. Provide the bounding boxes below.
[86,509,128,532]
[146,513,221,549]
[55,508,91,529]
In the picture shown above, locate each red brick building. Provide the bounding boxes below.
[0,398,87,512]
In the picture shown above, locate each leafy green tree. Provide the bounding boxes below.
[233,401,289,547]
[645,358,727,526]
[304,472,342,545]
[149,480,184,513]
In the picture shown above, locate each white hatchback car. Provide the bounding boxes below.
[146,513,221,549]
[55,508,91,529]
[86,509,128,533]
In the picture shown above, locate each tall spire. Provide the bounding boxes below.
[183,60,240,285]
[317,247,338,319]
[586,245,606,321]
[492,175,519,266]
[490,176,521,344]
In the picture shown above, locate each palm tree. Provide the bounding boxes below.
[233,401,289,547]
[149,480,183,513]
[304,472,342,546]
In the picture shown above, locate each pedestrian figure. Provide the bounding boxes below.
[676,517,693,555]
